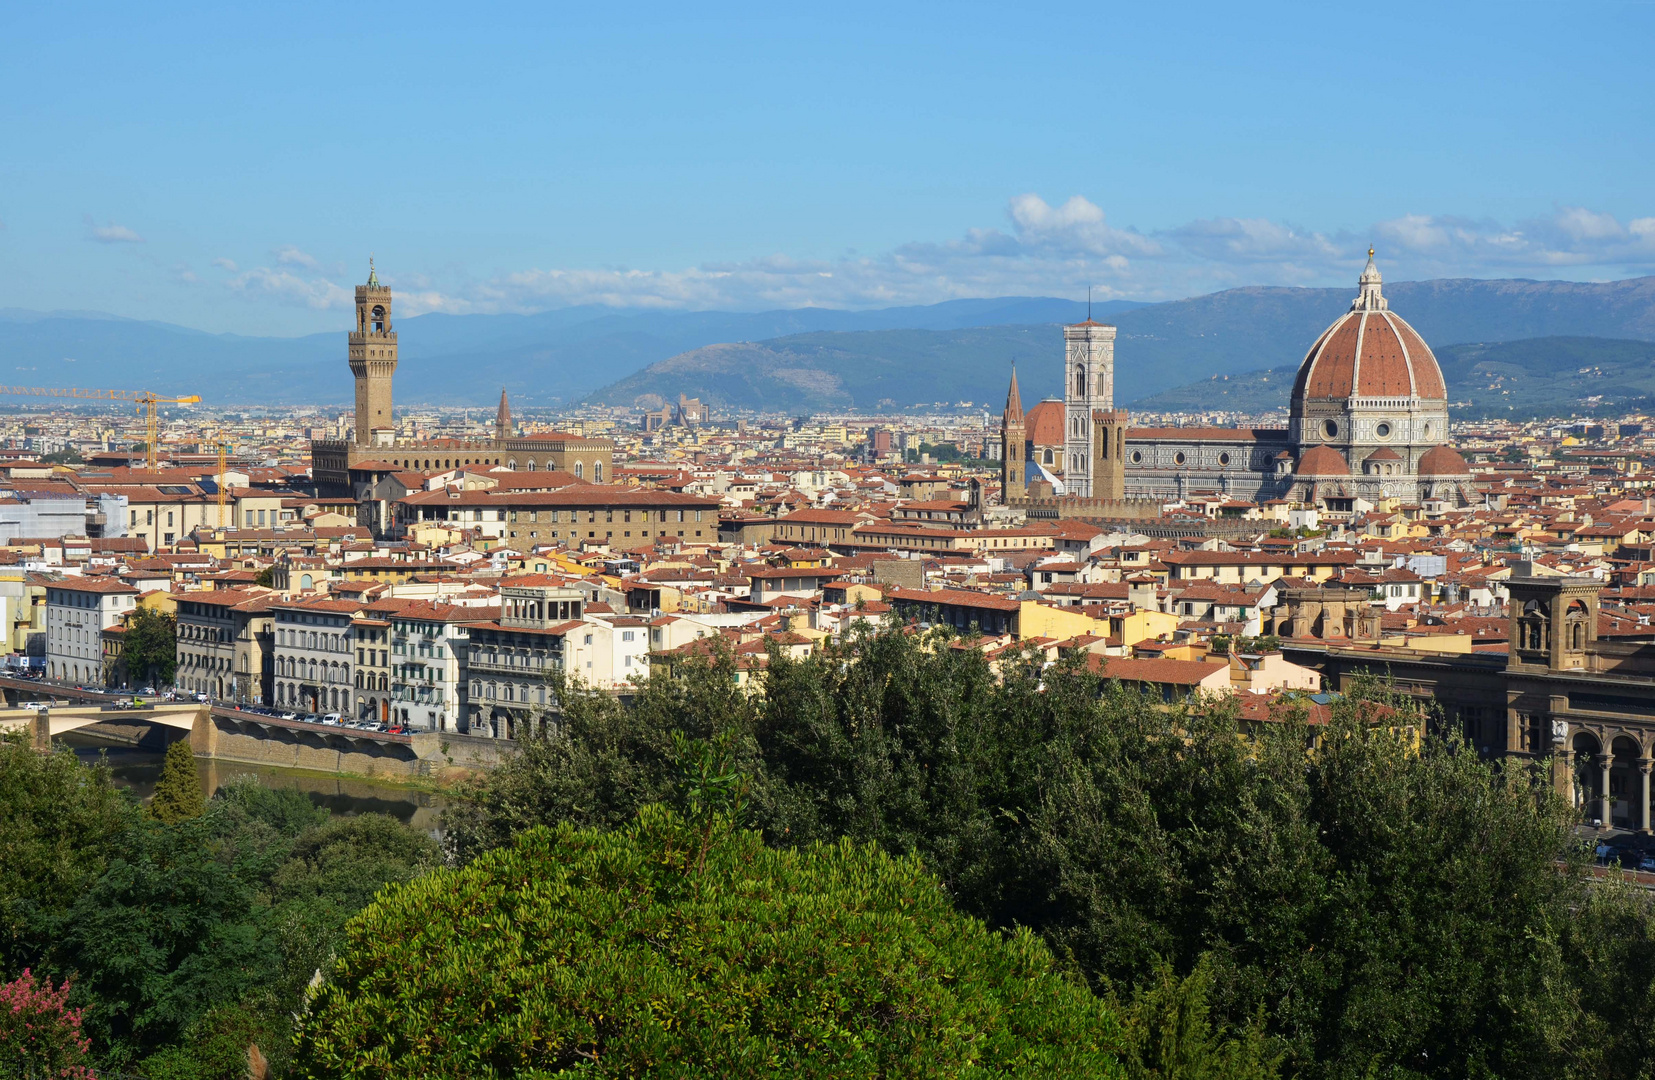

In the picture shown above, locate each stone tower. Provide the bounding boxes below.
[349,260,397,445]
[1063,319,1115,498]
[1001,365,1025,504]
[496,388,512,441]
[1092,408,1129,501]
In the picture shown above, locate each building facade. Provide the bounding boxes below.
[175,589,275,704]
[44,577,138,684]
[271,598,362,716]
[465,579,587,738]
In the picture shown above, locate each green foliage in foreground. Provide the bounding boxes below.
[294,806,1125,1079]
[0,734,438,1077]
[444,628,1655,1080]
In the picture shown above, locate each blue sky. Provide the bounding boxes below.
[2,1,1653,334]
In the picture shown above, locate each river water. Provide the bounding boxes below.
[58,731,449,834]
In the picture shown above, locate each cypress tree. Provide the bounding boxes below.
[148,739,204,824]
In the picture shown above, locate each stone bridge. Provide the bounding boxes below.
[0,679,515,782]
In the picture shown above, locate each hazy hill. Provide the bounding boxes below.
[1133,337,1655,419]
[587,277,1655,411]
[0,296,1134,408]
[12,276,1655,410]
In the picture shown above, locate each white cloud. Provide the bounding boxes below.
[214,197,1655,317]
[211,257,239,272]
[273,245,320,270]
[226,267,351,310]
[84,216,144,244]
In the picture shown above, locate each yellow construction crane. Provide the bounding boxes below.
[0,386,202,471]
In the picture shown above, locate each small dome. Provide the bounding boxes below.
[1023,399,1065,447]
[1295,444,1349,477]
[1363,447,1403,463]
[1417,444,1471,477]
[1273,449,1294,460]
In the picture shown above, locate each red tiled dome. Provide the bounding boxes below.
[1295,444,1349,477]
[1363,447,1403,463]
[1024,399,1065,447]
[1417,444,1471,476]
[1290,257,1446,405]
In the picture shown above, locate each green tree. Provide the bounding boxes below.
[448,627,1637,1080]
[23,772,434,1074]
[148,740,205,824]
[122,606,177,687]
[0,733,138,974]
[252,565,275,588]
[1114,959,1280,1080]
[294,806,1126,1078]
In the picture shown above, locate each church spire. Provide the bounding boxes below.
[496,388,512,440]
[1003,363,1024,426]
[1353,247,1387,311]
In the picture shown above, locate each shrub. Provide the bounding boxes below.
[0,969,95,1080]
[293,806,1124,1078]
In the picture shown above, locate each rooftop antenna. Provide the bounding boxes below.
[1087,286,1092,321]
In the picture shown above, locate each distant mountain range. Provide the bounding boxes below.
[0,296,1135,409]
[1135,337,1655,420]
[586,277,1655,412]
[8,276,1655,412]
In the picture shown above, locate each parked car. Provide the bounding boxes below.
[279,711,297,721]
[320,716,341,726]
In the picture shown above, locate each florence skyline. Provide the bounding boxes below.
[3,1,1653,335]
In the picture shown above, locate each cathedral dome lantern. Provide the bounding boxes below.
[1289,251,1447,410]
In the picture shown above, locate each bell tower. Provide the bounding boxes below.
[1064,318,1115,498]
[1001,365,1025,504]
[349,259,397,445]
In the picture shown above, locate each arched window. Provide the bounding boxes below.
[574,462,584,479]
[594,462,603,482]
[527,460,537,471]
[371,305,386,333]
[1075,366,1086,397]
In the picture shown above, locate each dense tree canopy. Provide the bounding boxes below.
[443,626,1655,1080]
[295,806,1126,1078]
[0,732,437,1077]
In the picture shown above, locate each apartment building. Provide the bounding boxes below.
[174,588,276,703]
[270,597,364,715]
[465,578,586,738]
[44,576,138,684]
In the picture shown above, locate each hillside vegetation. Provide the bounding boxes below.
[587,277,1655,411]
[13,275,1655,409]
[1135,336,1655,418]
